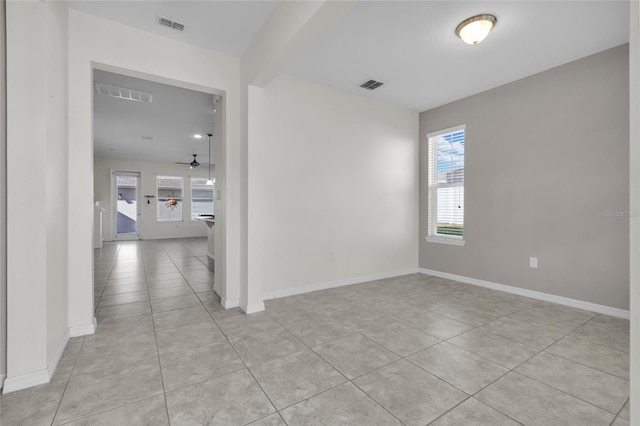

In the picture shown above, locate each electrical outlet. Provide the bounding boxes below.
[529,257,538,268]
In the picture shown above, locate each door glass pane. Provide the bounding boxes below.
[116,174,137,234]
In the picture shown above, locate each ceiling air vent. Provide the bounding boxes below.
[95,83,153,103]
[359,79,384,90]
[158,16,185,32]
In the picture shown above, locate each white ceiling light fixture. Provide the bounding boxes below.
[455,14,497,45]
[193,134,203,139]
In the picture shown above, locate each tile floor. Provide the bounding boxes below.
[0,238,631,425]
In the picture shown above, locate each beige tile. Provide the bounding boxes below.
[149,286,194,300]
[400,311,473,339]
[619,399,630,420]
[247,413,287,426]
[516,352,629,414]
[284,317,354,346]
[165,369,275,425]
[612,417,630,426]
[361,320,440,356]
[312,333,400,379]
[430,397,520,426]
[95,301,151,322]
[476,372,614,426]
[102,282,148,296]
[482,315,569,349]
[250,349,347,409]
[546,334,629,379]
[587,314,630,334]
[150,294,201,313]
[280,382,402,426]
[448,328,539,369]
[217,312,281,338]
[152,306,212,332]
[354,360,467,425]
[61,395,169,426]
[230,327,306,367]
[569,324,629,354]
[160,341,245,391]
[1,381,67,426]
[97,291,149,308]
[155,320,225,355]
[408,342,508,394]
[56,359,164,424]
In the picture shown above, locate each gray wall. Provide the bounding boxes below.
[419,44,630,310]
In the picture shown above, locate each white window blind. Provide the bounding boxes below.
[427,125,465,240]
[157,175,183,222]
[191,177,214,220]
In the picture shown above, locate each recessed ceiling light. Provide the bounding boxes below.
[456,14,497,45]
[193,134,203,139]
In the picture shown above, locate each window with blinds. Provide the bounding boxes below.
[191,177,214,220]
[427,125,465,242]
[157,175,183,222]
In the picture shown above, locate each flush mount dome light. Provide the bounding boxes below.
[456,14,497,45]
[193,134,203,139]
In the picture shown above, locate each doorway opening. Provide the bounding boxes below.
[113,171,140,239]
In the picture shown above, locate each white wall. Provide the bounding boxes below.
[94,157,213,240]
[629,1,639,423]
[68,8,243,326]
[262,75,419,296]
[0,0,7,386]
[5,0,69,389]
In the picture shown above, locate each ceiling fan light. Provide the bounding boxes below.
[456,14,496,45]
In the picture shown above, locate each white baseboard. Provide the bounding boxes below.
[69,317,97,337]
[2,369,49,394]
[2,328,71,394]
[263,268,420,301]
[419,268,630,319]
[242,302,265,314]
[221,297,239,309]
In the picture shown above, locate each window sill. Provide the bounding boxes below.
[425,236,465,246]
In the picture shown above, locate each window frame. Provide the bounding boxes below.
[156,175,184,222]
[426,124,466,246]
[190,176,214,221]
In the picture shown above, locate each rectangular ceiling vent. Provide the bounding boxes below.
[359,79,384,90]
[158,16,185,32]
[95,83,153,103]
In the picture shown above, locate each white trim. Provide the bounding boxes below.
[2,328,71,394]
[419,268,630,319]
[427,123,466,139]
[0,374,6,390]
[425,236,465,246]
[221,297,239,309]
[242,302,265,315]
[2,369,49,394]
[69,317,97,337]
[207,252,215,260]
[263,268,419,301]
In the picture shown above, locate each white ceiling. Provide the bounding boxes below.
[79,0,630,162]
[69,0,277,57]
[93,69,218,165]
[286,1,630,111]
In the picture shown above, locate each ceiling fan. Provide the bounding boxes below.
[176,154,212,169]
